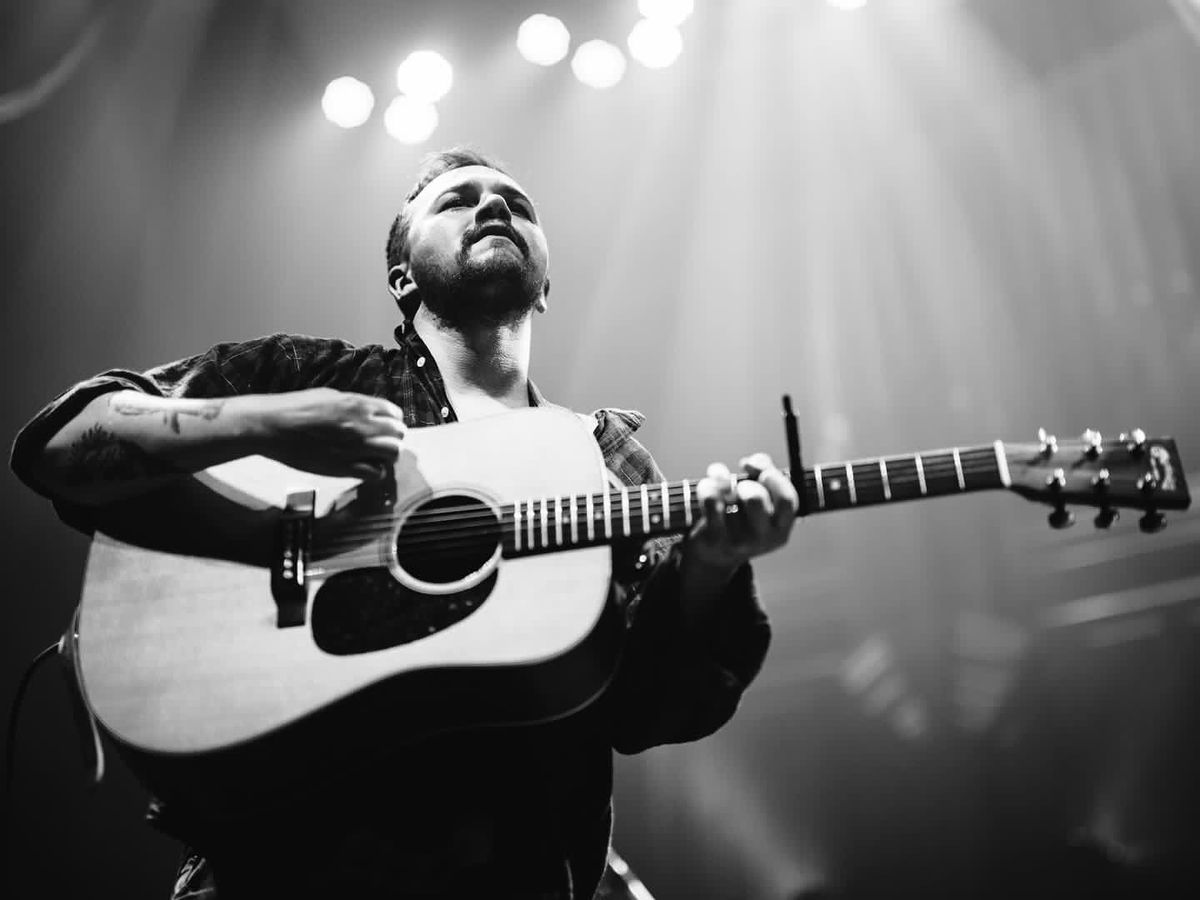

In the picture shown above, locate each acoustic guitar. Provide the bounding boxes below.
[66,407,1189,815]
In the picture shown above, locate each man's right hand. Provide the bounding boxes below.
[254,388,407,482]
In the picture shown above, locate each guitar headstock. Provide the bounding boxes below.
[1003,428,1191,532]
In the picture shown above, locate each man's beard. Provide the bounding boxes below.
[411,246,543,330]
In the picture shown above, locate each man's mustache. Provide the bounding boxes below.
[464,222,527,255]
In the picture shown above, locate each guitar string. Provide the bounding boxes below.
[311,456,1005,551]
[318,452,1002,533]
[311,458,1006,558]
[312,460,1005,554]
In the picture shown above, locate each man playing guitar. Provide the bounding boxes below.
[11,148,799,898]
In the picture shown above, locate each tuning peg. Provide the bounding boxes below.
[1139,510,1167,533]
[1045,468,1073,528]
[1037,427,1058,457]
[1049,507,1076,529]
[1120,428,1147,456]
[1081,429,1103,459]
[1137,471,1160,495]
[1094,508,1120,529]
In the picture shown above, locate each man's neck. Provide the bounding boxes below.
[412,306,533,408]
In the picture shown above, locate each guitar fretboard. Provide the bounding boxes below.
[501,442,1010,557]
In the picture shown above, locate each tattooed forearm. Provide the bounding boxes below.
[63,425,185,486]
[109,395,224,434]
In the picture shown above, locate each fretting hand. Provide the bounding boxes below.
[685,453,799,575]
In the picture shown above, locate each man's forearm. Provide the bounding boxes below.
[34,390,262,506]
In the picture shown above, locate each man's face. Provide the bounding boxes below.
[401,165,550,329]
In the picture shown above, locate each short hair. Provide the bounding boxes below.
[385,147,511,319]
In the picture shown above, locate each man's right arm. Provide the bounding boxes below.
[31,387,408,508]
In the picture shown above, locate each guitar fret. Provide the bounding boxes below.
[845,462,857,505]
[526,499,535,549]
[952,448,965,491]
[915,456,928,495]
[620,487,631,537]
[602,489,612,540]
[682,479,693,526]
[540,498,549,547]
[640,484,650,534]
[880,458,891,501]
[554,495,563,545]
[587,492,596,542]
[569,493,578,544]
[513,503,522,552]
[814,464,826,509]
[994,440,1011,487]
[661,480,670,530]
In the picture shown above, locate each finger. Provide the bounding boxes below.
[738,452,776,480]
[363,434,405,461]
[695,475,728,543]
[706,462,736,504]
[367,396,408,425]
[735,479,773,542]
[349,461,390,481]
[757,467,799,530]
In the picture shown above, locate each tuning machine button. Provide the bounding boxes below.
[1090,468,1118,528]
[1120,428,1147,456]
[1139,510,1167,533]
[1094,508,1119,529]
[1081,429,1103,459]
[1037,427,1058,458]
[1045,467,1074,529]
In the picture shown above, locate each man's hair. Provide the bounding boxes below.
[385,147,511,320]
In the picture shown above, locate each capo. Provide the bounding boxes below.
[782,395,809,517]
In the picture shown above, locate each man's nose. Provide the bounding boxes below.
[475,192,512,222]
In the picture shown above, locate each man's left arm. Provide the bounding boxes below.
[606,452,798,754]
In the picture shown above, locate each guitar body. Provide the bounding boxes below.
[75,407,622,816]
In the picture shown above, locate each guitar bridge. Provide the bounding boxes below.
[272,489,314,628]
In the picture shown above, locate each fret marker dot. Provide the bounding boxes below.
[830,478,843,491]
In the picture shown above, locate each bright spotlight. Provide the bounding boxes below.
[827,0,868,9]
[395,50,453,103]
[321,76,374,128]
[571,40,626,89]
[383,95,439,144]
[517,14,571,66]
[637,0,694,27]
[627,19,682,69]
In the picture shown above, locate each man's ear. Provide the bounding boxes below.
[388,264,420,311]
[535,276,550,314]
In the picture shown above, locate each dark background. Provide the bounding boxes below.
[2,1,1199,896]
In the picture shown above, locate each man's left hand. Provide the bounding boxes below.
[685,452,799,576]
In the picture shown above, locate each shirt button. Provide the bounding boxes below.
[440,406,450,418]
[417,356,426,367]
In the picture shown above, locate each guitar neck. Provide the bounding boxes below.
[501,442,1010,557]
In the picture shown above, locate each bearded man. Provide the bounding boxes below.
[11,148,798,898]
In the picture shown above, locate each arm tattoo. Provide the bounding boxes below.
[64,425,184,486]
[109,395,224,434]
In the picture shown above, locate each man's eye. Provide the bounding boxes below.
[441,197,466,209]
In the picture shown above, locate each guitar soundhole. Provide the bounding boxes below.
[310,495,501,656]
[394,494,500,584]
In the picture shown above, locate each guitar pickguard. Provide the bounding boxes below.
[310,567,498,655]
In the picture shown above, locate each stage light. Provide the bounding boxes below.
[627,18,682,69]
[637,0,694,27]
[321,76,374,128]
[383,94,439,144]
[571,40,626,89]
[395,50,453,103]
[827,0,868,10]
[516,14,571,66]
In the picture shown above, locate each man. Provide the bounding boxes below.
[11,148,798,898]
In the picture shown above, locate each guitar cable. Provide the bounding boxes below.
[3,608,106,839]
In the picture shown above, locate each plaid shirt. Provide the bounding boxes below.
[11,328,769,899]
